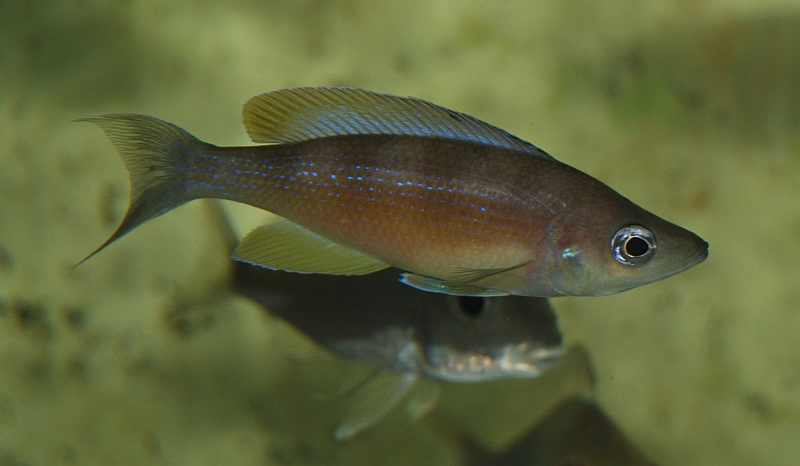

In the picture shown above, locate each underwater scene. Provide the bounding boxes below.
[0,0,798,464]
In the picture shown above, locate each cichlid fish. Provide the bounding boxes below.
[233,260,563,440]
[79,87,708,296]
[195,199,563,439]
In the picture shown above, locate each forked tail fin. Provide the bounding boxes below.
[75,114,203,266]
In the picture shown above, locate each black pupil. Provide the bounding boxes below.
[458,296,485,317]
[625,237,650,257]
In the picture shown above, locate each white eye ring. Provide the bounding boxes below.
[611,225,656,266]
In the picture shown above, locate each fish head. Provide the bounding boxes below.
[412,295,563,382]
[544,197,708,296]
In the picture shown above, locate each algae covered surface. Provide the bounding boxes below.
[1,0,799,464]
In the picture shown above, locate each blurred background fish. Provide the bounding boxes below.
[78,87,707,297]
[208,199,564,440]
[235,265,564,440]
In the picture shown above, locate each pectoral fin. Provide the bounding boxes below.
[400,273,509,296]
[232,220,389,275]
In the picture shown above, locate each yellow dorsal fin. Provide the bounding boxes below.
[232,220,389,275]
[241,87,551,158]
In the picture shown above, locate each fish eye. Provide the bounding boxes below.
[611,225,656,266]
[457,296,485,318]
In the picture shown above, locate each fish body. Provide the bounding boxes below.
[200,137,542,283]
[80,87,708,296]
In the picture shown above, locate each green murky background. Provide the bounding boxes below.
[1,0,799,464]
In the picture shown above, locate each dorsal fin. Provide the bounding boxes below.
[242,87,552,157]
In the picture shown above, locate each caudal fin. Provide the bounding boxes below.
[76,114,202,266]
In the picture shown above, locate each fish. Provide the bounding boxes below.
[233,256,563,440]
[78,87,708,296]
[454,396,659,466]
[193,199,564,440]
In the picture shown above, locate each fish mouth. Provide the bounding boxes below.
[420,344,564,382]
[672,238,709,276]
[692,240,710,265]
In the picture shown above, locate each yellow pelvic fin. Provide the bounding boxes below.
[232,220,389,275]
